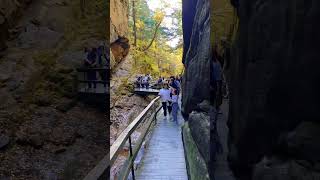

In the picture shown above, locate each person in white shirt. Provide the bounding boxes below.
[158,83,171,116]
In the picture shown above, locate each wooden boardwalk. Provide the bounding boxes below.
[134,88,160,95]
[135,101,188,180]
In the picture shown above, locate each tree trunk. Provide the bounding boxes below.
[143,21,161,51]
[132,0,137,46]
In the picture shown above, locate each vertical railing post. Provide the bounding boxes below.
[128,135,135,180]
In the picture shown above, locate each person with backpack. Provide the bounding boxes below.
[169,76,180,95]
[158,83,171,117]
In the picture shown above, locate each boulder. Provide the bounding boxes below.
[182,122,210,180]
[188,110,210,165]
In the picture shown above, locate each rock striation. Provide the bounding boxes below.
[181,0,212,178]
[181,0,211,116]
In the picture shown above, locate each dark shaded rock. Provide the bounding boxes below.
[0,0,33,50]
[181,0,211,116]
[227,0,320,179]
[286,122,320,164]
[17,23,63,49]
[182,0,198,64]
[58,51,84,68]
[0,134,10,149]
[55,99,77,112]
[33,93,52,106]
[49,127,77,146]
[56,67,73,74]
[188,110,210,165]
[181,0,212,178]
[16,132,44,149]
[7,79,21,91]
[0,73,10,83]
[195,100,211,113]
[253,158,320,180]
[52,146,66,154]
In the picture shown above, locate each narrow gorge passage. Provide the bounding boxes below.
[135,98,188,180]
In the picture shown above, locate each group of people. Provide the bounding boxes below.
[83,43,109,89]
[156,75,182,86]
[158,76,182,123]
[135,74,152,89]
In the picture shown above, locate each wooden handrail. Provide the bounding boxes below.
[83,96,160,180]
[110,96,160,163]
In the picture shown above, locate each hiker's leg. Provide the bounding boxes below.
[167,101,172,114]
[162,102,167,116]
[172,103,178,122]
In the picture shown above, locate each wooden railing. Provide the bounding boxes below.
[76,67,108,93]
[84,96,161,180]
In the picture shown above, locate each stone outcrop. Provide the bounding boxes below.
[227,1,320,179]
[110,0,128,43]
[181,0,211,116]
[181,0,212,178]
[110,0,129,70]
[110,36,130,70]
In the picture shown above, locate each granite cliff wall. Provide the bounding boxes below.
[0,0,32,51]
[228,1,320,179]
[181,0,212,179]
[110,0,129,70]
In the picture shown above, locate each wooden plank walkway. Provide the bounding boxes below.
[134,88,160,95]
[135,100,188,180]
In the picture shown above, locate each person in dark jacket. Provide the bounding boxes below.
[86,48,97,89]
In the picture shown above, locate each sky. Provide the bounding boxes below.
[147,0,182,47]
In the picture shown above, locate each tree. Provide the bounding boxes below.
[143,11,164,51]
[132,0,137,46]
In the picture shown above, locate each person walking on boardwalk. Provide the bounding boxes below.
[170,88,179,123]
[158,83,171,117]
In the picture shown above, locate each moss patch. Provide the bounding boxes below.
[182,122,210,180]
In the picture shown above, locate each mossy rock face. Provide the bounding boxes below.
[182,122,210,180]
